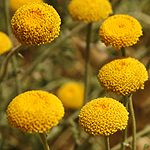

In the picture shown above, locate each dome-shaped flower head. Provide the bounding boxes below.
[56,82,84,109]
[10,0,43,12]
[99,14,143,50]
[97,57,148,96]
[11,2,61,46]
[6,90,65,134]
[0,32,12,55]
[68,0,113,23]
[79,97,129,136]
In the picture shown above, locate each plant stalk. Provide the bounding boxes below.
[39,133,50,150]
[105,136,110,150]
[128,94,136,150]
[84,22,92,105]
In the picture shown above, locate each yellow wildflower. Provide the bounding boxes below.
[56,82,84,109]
[97,57,148,95]
[10,0,43,12]
[99,14,143,50]
[79,97,129,136]
[11,2,61,46]
[0,32,12,55]
[68,0,113,23]
[6,90,65,134]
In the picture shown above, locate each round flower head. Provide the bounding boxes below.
[97,57,148,96]
[99,14,143,50]
[11,2,61,46]
[0,32,12,55]
[79,97,129,136]
[10,0,43,12]
[56,82,84,109]
[6,90,65,134]
[68,0,113,23]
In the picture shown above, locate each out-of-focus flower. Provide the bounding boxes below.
[0,31,12,55]
[56,82,84,109]
[79,97,129,136]
[6,90,65,134]
[97,57,148,95]
[10,0,43,12]
[11,2,61,46]
[68,0,113,23]
[99,14,143,50]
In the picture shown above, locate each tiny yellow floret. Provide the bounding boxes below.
[97,57,148,95]
[11,2,61,46]
[6,90,65,134]
[68,0,113,23]
[10,0,43,12]
[56,82,84,109]
[0,31,12,55]
[79,97,129,136]
[99,14,143,50]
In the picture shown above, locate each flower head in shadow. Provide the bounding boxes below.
[99,14,143,50]
[79,97,129,136]
[97,57,148,95]
[56,82,84,109]
[0,31,12,55]
[68,0,113,23]
[6,90,65,134]
[11,2,61,46]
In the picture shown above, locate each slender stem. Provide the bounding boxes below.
[4,0,22,94]
[111,125,150,150]
[121,47,126,57]
[121,95,128,150]
[0,44,25,82]
[75,134,92,150]
[84,23,92,105]
[105,136,110,150]
[128,94,136,150]
[39,133,50,150]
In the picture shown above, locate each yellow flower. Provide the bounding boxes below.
[0,32,12,55]
[10,0,43,12]
[79,97,129,136]
[68,0,113,23]
[6,90,65,134]
[11,2,61,46]
[56,82,84,109]
[97,57,148,95]
[99,14,143,50]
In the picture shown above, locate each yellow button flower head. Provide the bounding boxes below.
[97,57,148,96]
[56,82,84,109]
[68,0,113,23]
[6,90,65,134]
[99,14,143,50]
[0,32,12,55]
[11,2,61,46]
[10,0,43,12]
[79,97,129,136]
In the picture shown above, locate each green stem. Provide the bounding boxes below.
[4,0,22,94]
[105,136,110,150]
[111,125,150,150]
[121,95,128,150]
[39,133,50,150]
[75,134,92,150]
[0,44,24,83]
[84,23,92,105]
[128,94,136,150]
[121,47,126,57]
